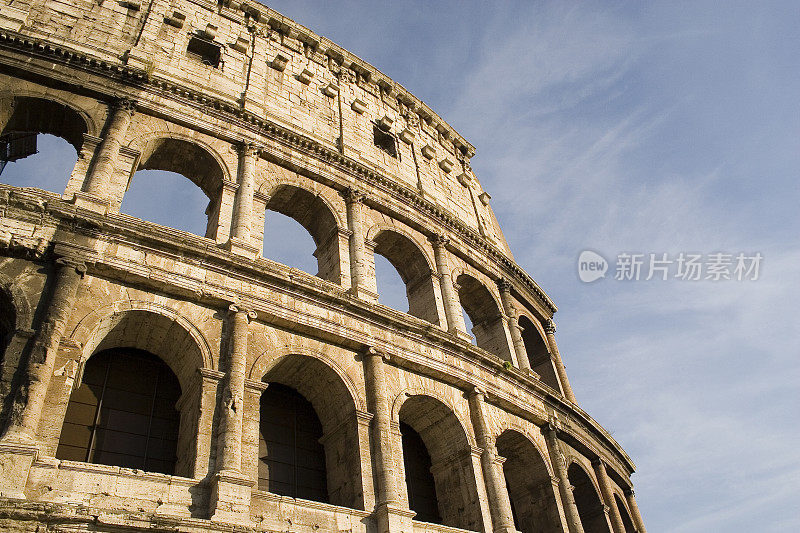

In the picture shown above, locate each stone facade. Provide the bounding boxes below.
[0,1,646,532]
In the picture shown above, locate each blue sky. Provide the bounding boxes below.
[3,1,799,531]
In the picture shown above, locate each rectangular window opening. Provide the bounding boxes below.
[373,124,398,158]
[187,36,221,68]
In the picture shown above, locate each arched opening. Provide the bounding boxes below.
[495,430,563,533]
[259,383,328,502]
[263,210,318,275]
[568,463,612,533]
[518,316,560,391]
[56,348,181,475]
[123,138,225,239]
[615,494,636,533]
[57,310,207,477]
[372,230,439,325]
[259,355,364,510]
[0,97,86,192]
[456,274,513,361]
[264,185,342,283]
[399,395,482,530]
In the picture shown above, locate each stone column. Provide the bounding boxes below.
[362,348,414,533]
[543,320,577,403]
[228,142,261,257]
[3,257,85,442]
[79,99,135,211]
[431,235,468,337]
[592,459,625,533]
[544,424,585,533]
[466,388,517,533]
[624,489,647,533]
[497,279,531,372]
[343,188,376,300]
[210,304,257,523]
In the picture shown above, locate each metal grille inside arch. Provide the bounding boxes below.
[56,348,181,475]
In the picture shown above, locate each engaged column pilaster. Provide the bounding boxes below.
[497,279,533,373]
[76,98,135,212]
[467,387,517,533]
[592,459,626,533]
[544,423,586,533]
[210,304,257,523]
[228,142,262,258]
[343,188,377,301]
[544,320,577,403]
[431,235,469,339]
[624,489,647,533]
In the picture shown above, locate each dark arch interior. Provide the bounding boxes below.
[260,355,363,510]
[127,138,225,238]
[496,430,563,533]
[56,348,181,475]
[615,494,636,532]
[264,185,340,283]
[259,383,328,502]
[0,289,14,351]
[400,421,441,524]
[568,463,612,533]
[456,274,512,361]
[373,230,439,324]
[518,316,560,391]
[399,395,482,530]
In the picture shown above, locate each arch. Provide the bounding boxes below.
[71,301,214,386]
[258,352,365,510]
[397,393,483,531]
[455,273,513,361]
[0,272,33,332]
[567,462,612,533]
[518,315,560,391]
[262,183,344,283]
[369,227,440,325]
[56,347,182,475]
[614,493,636,532]
[125,134,230,239]
[2,96,90,151]
[496,429,563,533]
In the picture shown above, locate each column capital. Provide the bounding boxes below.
[591,457,606,468]
[497,278,513,293]
[430,234,450,248]
[544,318,556,334]
[228,303,257,321]
[236,141,264,157]
[110,97,137,114]
[467,385,486,399]
[360,345,390,362]
[341,187,366,204]
[624,488,635,497]
[54,257,87,276]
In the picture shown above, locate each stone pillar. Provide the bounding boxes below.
[624,489,647,533]
[544,424,585,533]
[343,188,376,300]
[431,235,468,337]
[466,388,517,533]
[210,304,256,523]
[228,143,261,257]
[497,279,531,372]
[362,348,414,533]
[3,257,85,442]
[78,99,135,212]
[592,460,625,533]
[543,320,577,403]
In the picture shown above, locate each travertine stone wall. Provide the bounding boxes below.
[0,0,645,532]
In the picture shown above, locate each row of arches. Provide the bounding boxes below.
[0,96,560,384]
[0,294,626,533]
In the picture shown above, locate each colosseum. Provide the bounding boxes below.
[0,1,646,532]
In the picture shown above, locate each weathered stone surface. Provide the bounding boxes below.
[0,1,645,532]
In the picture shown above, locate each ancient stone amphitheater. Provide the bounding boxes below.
[0,1,646,532]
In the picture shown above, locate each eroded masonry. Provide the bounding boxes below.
[0,0,646,532]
